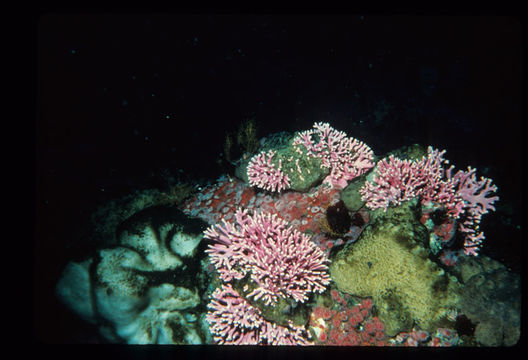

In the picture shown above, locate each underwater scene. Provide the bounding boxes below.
[35,14,521,347]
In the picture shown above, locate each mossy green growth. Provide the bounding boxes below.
[235,133,328,192]
[229,277,309,328]
[329,199,461,336]
[340,172,370,212]
[234,157,252,183]
[356,144,428,213]
[271,145,326,192]
[385,143,428,161]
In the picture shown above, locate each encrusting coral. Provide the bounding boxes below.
[330,199,462,336]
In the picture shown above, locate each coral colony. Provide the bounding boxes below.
[291,122,375,189]
[204,209,331,306]
[247,122,375,192]
[359,147,498,257]
[204,209,331,344]
[182,122,498,345]
[247,150,291,193]
[206,284,312,345]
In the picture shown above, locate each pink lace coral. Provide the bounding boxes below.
[452,167,499,256]
[206,284,312,345]
[247,149,291,192]
[292,122,374,189]
[360,146,499,256]
[204,208,331,306]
